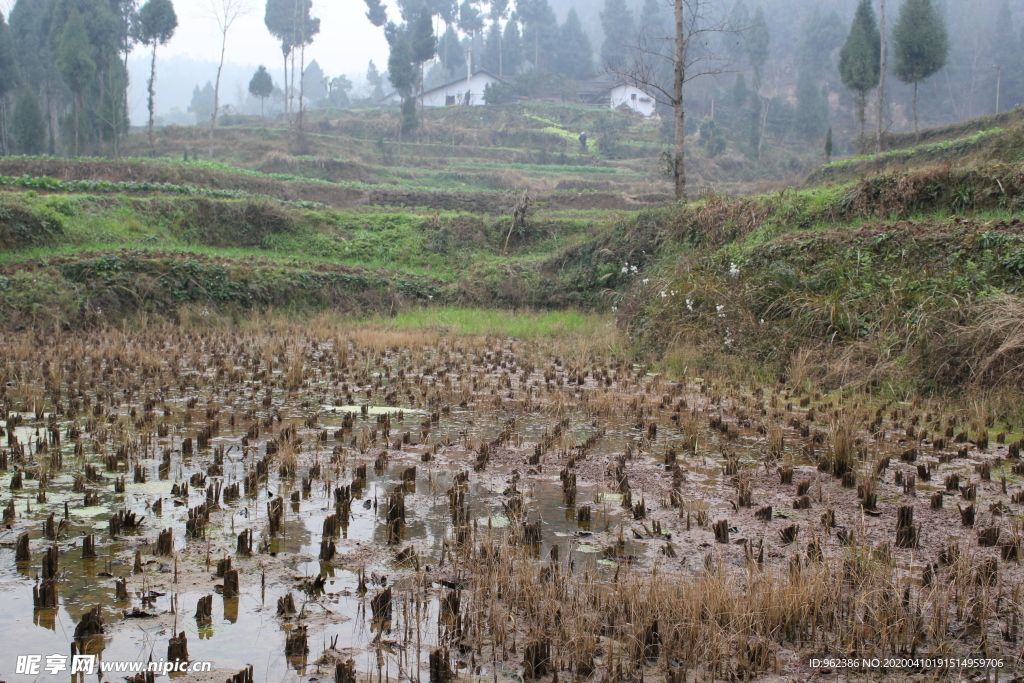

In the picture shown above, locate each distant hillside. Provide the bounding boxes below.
[806,106,1024,186]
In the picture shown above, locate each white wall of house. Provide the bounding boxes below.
[419,71,502,107]
[609,85,657,117]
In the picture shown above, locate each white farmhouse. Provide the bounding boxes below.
[379,70,506,107]
[576,76,658,117]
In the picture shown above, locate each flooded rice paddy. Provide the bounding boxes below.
[1,323,1023,681]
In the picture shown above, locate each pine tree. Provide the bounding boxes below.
[502,20,522,75]
[265,0,294,115]
[13,89,45,154]
[745,6,770,91]
[731,73,749,127]
[248,65,273,117]
[437,27,465,78]
[893,0,948,136]
[639,0,664,40]
[388,37,417,98]
[55,7,96,156]
[556,9,593,80]
[990,1,1021,110]
[518,0,557,71]
[838,0,880,146]
[482,21,501,73]
[367,60,385,99]
[188,81,215,123]
[364,0,388,27]
[302,59,328,105]
[797,7,844,78]
[825,126,833,162]
[0,12,19,155]
[599,0,633,71]
[135,0,177,146]
[794,68,828,141]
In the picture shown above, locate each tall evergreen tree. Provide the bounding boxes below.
[639,0,664,40]
[13,90,45,154]
[838,0,880,145]
[745,6,769,91]
[364,0,388,26]
[483,20,502,73]
[302,59,328,104]
[989,1,1021,110]
[893,0,948,136]
[0,12,19,155]
[410,4,437,87]
[11,0,56,153]
[488,0,508,75]
[599,0,634,71]
[437,26,466,78]
[248,65,273,117]
[188,81,215,122]
[556,9,593,80]
[518,0,557,71]
[55,7,96,155]
[367,60,385,99]
[135,0,177,145]
[388,37,417,98]
[265,0,294,115]
[502,18,522,75]
[797,6,844,77]
[794,69,828,141]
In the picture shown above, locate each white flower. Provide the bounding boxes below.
[685,298,693,311]
[630,265,638,273]
[717,304,725,318]
[428,295,433,300]
[611,305,618,312]
[659,291,667,298]
[729,262,740,277]
[621,266,629,274]
[760,318,764,324]
[642,278,649,285]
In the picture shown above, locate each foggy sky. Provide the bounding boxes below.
[131,0,389,80]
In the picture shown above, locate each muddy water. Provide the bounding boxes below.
[2,340,1020,681]
[0,395,643,681]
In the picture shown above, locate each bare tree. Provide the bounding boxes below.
[609,0,744,199]
[202,0,253,160]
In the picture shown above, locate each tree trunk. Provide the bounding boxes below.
[913,82,919,140]
[876,0,886,153]
[148,43,158,147]
[672,0,685,199]
[757,94,769,160]
[283,50,290,118]
[298,41,306,135]
[858,93,866,150]
[1,98,7,156]
[74,93,81,157]
[210,29,228,160]
[289,50,296,117]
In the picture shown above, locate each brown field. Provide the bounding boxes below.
[1,319,1022,682]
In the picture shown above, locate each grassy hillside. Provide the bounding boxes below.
[114,103,821,195]
[4,104,1024,404]
[807,106,1024,186]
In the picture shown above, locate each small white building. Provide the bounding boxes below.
[380,70,506,107]
[577,76,658,117]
